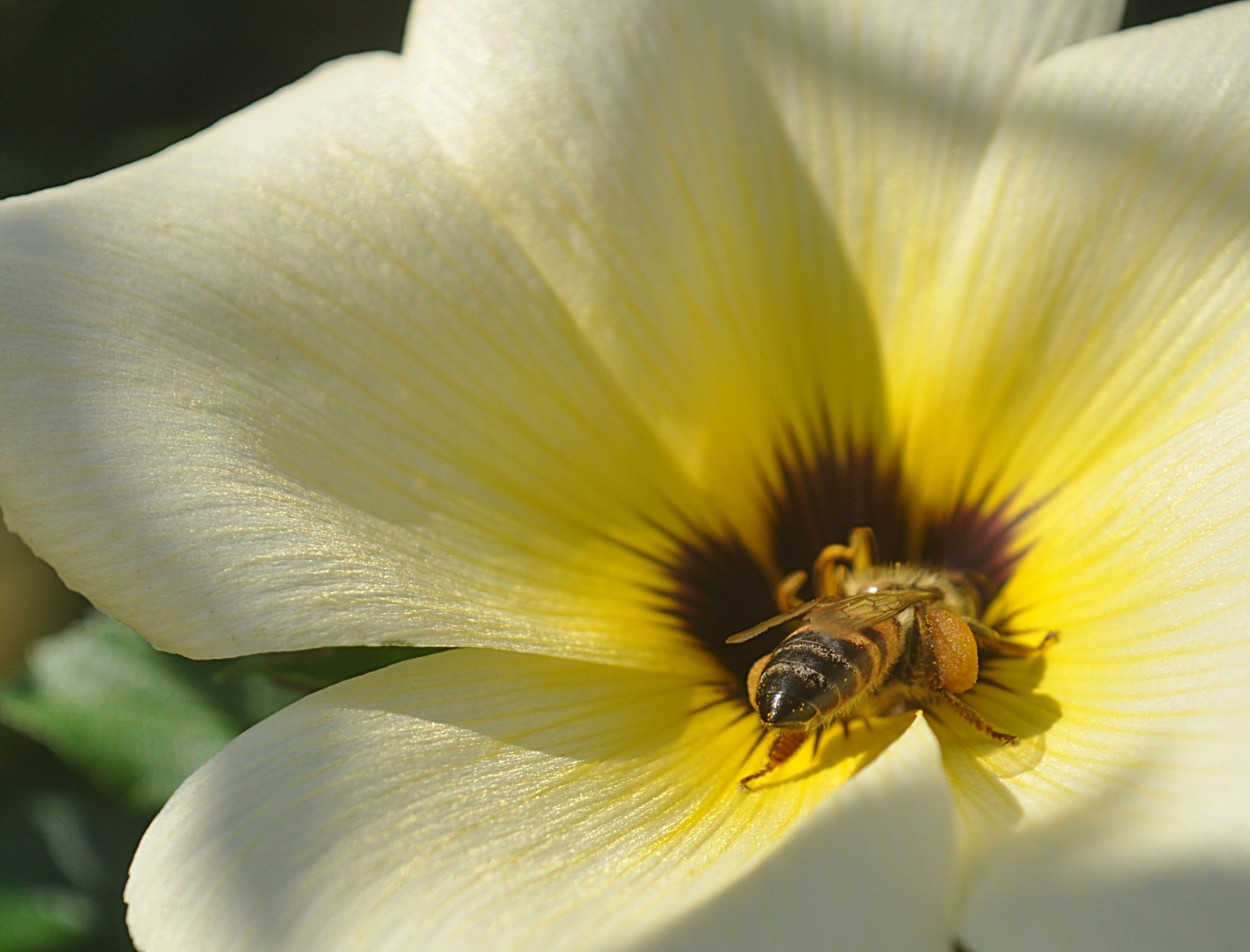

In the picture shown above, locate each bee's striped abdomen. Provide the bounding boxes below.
[753,621,903,730]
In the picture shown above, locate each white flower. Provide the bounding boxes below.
[2,1,1250,949]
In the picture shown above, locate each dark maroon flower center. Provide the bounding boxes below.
[647,417,1032,693]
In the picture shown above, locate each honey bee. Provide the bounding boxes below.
[728,527,1051,787]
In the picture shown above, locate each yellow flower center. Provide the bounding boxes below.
[650,429,1059,786]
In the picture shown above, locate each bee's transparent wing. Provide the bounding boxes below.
[806,589,936,632]
[725,599,823,644]
[725,588,937,644]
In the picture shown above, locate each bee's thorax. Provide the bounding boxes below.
[842,566,980,619]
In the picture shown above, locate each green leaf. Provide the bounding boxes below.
[0,615,298,811]
[0,887,94,952]
[0,615,437,813]
[0,741,148,952]
[0,619,440,949]
[221,644,440,693]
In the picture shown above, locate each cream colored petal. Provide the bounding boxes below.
[895,3,1250,518]
[0,55,707,671]
[636,717,959,951]
[962,814,1250,952]
[126,651,958,952]
[0,519,82,677]
[943,405,1250,947]
[745,0,1123,337]
[405,0,890,541]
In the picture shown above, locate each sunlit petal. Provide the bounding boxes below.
[896,3,1250,517]
[940,404,1250,918]
[405,0,891,538]
[0,54,708,671]
[126,651,956,951]
[747,0,1123,336]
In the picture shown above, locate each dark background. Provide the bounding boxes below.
[0,0,1235,199]
[0,0,409,198]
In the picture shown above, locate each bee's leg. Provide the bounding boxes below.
[917,604,979,695]
[968,619,1059,658]
[830,713,875,738]
[739,730,809,789]
[934,691,1018,745]
[774,569,809,612]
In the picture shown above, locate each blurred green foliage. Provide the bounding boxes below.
[2,616,301,812]
[0,617,429,952]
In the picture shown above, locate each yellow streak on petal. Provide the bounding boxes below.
[942,404,1250,859]
[892,11,1250,522]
